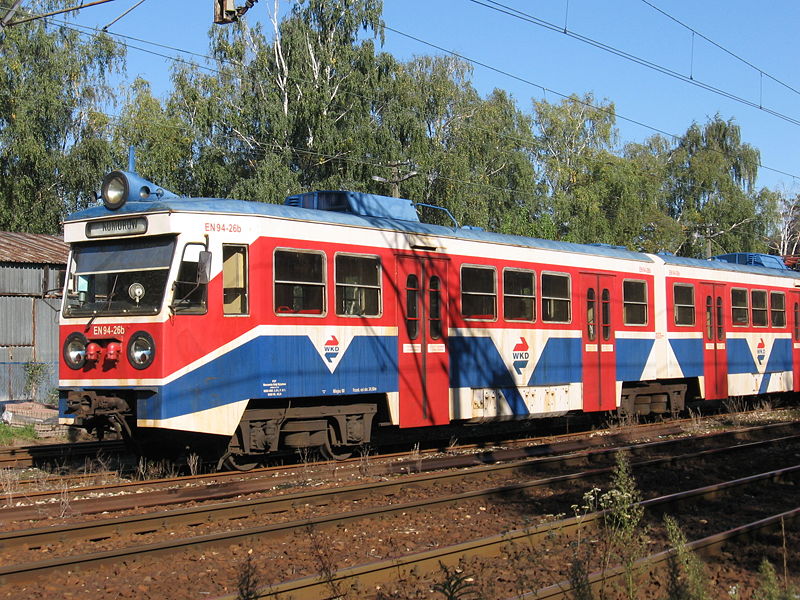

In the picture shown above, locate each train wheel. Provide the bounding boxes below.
[221,452,259,472]
[320,425,353,461]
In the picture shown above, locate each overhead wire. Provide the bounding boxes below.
[2,1,798,193]
[468,0,800,128]
[639,0,800,100]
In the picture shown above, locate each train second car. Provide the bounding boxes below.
[58,170,800,467]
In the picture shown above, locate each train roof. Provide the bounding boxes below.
[66,196,800,279]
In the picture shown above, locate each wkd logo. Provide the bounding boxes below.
[756,338,766,365]
[324,336,340,363]
[512,337,529,375]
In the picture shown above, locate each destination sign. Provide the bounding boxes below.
[86,217,148,238]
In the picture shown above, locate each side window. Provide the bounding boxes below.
[795,303,800,341]
[541,272,571,323]
[751,290,768,327]
[222,245,248,315]
[503,269,535,322]
[173,243,208,314]
[673,283,695,326]
[335,254,381,317]
[622,280,647,326]
[461,265,497,320]
[731,288,749,326]
[274,250,325,315]
[770,291,786,327]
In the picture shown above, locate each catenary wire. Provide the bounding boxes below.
[3,2,799,188]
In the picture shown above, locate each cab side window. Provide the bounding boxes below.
[223,245,248,315]
[173,243,208,313]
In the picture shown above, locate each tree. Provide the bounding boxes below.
[664,115,767,257]
[0,2,124,232]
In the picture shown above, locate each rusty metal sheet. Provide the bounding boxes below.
[0,232,68,265]
[0,297,33,345]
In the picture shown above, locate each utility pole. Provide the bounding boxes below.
[371,161,418,198]
[214,0,258,24]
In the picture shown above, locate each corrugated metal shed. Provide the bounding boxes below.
[0,297,33,345]
[0,231,68,264]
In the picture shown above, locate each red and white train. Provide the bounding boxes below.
[58,170,800,467]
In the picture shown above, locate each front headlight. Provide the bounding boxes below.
[101,171,130,210]
[127,331,155,370]
[63,333,88,370]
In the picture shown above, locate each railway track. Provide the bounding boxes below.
[1,419,795,520]
[0,440,126,469]
[0,421,798,590]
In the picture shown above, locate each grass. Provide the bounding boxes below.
[0,423,38,445]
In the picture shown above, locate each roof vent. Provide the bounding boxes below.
[284,190,419,222]
[712,253,787,270]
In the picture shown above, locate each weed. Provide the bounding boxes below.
[663,514,707,600]
[447,436,459,454]
[431,561,480,600]
[186,452,201,476]
[0,423,38,445]
[135,457,178,480]
[357,444,372,477]
[0,468,20,507]
[753,558,796,600]
[236,551,261,600]
[306,525,345,599]
[567,556,594,600]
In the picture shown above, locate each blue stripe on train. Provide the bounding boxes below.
[669,338,704,377]
[616,339,655,382]
[138,335,397,421]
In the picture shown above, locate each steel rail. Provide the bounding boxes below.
[0,437,798,586]
[210,467,800,600]
[523,507,800,600]
[0,440,125,468]
[3,420,797,520]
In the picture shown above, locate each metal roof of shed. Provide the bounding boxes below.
[0,231,68,265]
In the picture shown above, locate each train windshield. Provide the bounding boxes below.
[62,236,176,317]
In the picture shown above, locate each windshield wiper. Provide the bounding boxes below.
[84,275,119,333]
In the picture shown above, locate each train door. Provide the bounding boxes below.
[579,272,617,411]
[396,255,450,427]
[792,293,800,392]
[699,281,728,399]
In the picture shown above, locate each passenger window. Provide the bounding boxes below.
[770,292,786,327]
[795,303,800,341]
[673,284,695,326]
[274,250,325,315]
[503,269,535,322]
[429,276,442,340]
[405,274,419,340]
[622,280,647,325]
[541,272,570,323]
[335,254,381,317]
[751,290,767,327]
[222,245,248,315]
[461,265,497,320]
[731,288,748,326]
[173,243,208,313]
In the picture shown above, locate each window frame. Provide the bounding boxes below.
[673,283,695,327]
[770,291,786,328]
[333,252,383,318]
[541,271,572,324]
[171,242,209,315]
[751,289,768,328]
[622,279,648,326]
[460,264,498,321]
[502,267,536,323]
[222,244,249,316]
[273,248,327,318]
[730,287,749,327]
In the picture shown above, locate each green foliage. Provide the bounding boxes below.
[753,559,795,600]
[0,1,124,233]
[663,514,708,600]
[0,1,783,257]
[23,361,49,399]
[0,423,38,445]
[431,562,481,600]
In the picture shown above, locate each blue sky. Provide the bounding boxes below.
[61,0,800,193]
